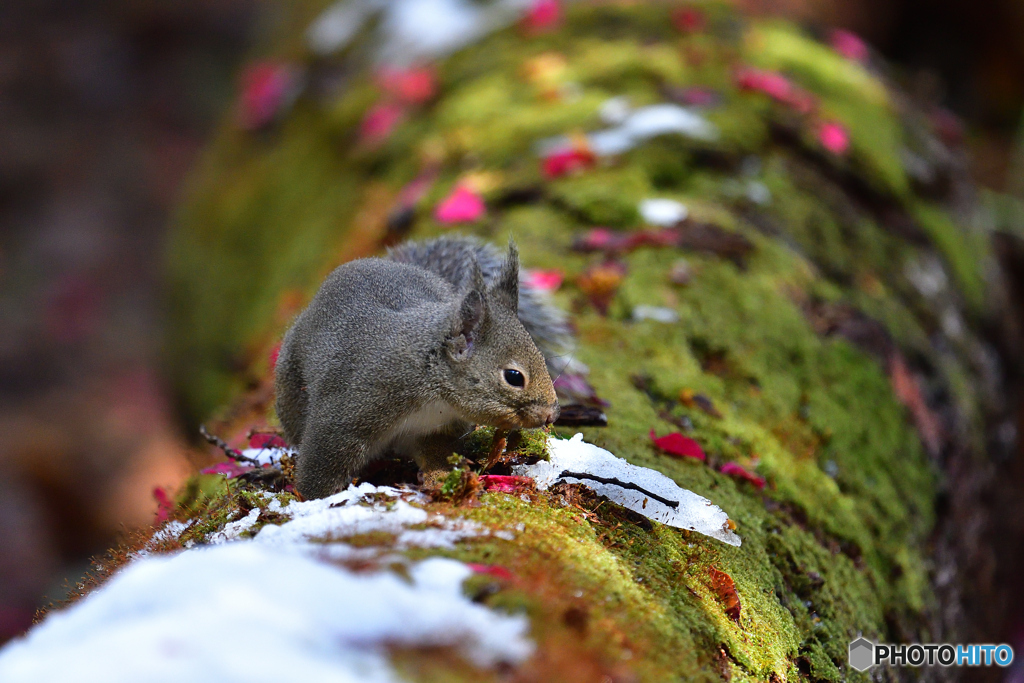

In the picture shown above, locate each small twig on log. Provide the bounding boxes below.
[199,425,260,465]
[557,470,680,509]
[483,429,510,472]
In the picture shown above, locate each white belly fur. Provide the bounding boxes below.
[383,400,466,455]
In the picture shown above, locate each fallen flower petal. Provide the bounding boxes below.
[152,487,174,524]
[249,433,289,449]
[736,67,816,114]
[719,462,766,489]
[818,121,850,155]
[467,563,515,581]
[649,430,706,461]
[479,475,535,493]
[522,0,561,34]
[542,146,595,178]
[523,269,564,292]
[377,65,437,104]
[359,103,406,146]
[830,29,869,63]
[672,7,706,33]
[237,61,300,131]
[435,185,486,224]
[199,461,255,478]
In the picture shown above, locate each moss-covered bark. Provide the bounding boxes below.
[154,2,1018,680]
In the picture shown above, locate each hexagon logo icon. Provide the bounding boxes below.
[849,638,875,672]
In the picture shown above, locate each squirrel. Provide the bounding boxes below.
[275,235,567,499]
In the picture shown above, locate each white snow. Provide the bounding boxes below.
[0,483,532,682]
[239,446,292,466]
[639,198,688,226]
[307,0,531,64]
[517,434,741,546]
[632,305,680,324]
[0,545,533,683]
[542,103,719,158]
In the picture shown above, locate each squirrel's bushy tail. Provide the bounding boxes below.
[387,235,582,379]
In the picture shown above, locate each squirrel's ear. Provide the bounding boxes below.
[447,280,487,361]
[492,239,520,314]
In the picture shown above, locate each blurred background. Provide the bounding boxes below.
[0,0,1022,647]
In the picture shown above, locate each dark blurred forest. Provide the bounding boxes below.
[0,0,1022,648]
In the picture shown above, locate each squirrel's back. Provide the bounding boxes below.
[388,235,575,375]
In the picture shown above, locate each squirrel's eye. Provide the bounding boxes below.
[503,369,525,388]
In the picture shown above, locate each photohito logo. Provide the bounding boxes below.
[848,638,1014,671]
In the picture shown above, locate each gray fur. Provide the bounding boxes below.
[276,238,560,499]
[388,235,577,376]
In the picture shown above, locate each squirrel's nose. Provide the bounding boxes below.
[544,403,560,425]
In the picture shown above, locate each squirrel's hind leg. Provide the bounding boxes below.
[411,426,468,487]
[295,406,377,500]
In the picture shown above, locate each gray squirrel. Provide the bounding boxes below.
[275,235,571,499]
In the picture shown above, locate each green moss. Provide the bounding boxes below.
[161,2,993,679]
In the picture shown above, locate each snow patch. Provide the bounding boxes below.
[0,544,533,682]
[517,434,741,546]
[307,0,531,64]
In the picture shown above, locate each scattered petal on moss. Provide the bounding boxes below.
[377,65,437,104]
[817,121,850,155]
[719,462,766,490]
[199,461,253,479]
[236,62,301,130]
[649,430,706,461]
[542,145,596,178]
[829,29,869,63]
[479,475,534,493]
[359,102,406,145]
[735,66,816,114]
[435,185,486,224]
[250,433,288,449]
[577,261,627,314]
[467,563,515,581]
[521,0,561,34]
[888,353,943,456]
[152,487,174,524]
[523,269,564,292]
[672,6,707,33]
[552,373,609,408]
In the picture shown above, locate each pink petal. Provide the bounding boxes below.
[269,343,281,371]
[522,0,561,34]
[153,487,174,524]
[719,462,766,489]
[818,121,850,155]
[829,29,869,63]
[199,461,254,478]
[542,146,595,178]
[237,62,299,130]
[377,66,437,104]
[466,563,515,581]
[434,185,486,224]
[479,474,534,493]
[249,433,288,449]
[359,103,406,146]
[672,7,706,33]
[649,430,706,461]
[523,269,564,292]
[735,67,816,114]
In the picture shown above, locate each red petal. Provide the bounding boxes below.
[719,462,766,489]
[359,103,406,145]
[830,29,869,63]
[479,474,534,493]
[249,433,288,449]
[649,430,706,461]
[522,0,561,34]
[434,185,486,224]
[377,66,437,104]
[467,563,515,581]
[523,269,564,292]
[817,121,850,155]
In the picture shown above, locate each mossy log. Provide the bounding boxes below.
[76,1,1024,681]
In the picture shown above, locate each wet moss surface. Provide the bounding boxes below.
[153,1,1006,680]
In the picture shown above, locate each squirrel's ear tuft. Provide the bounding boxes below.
[493,239,520,314]
[447,282,486,361]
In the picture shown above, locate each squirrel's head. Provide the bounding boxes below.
[442,241,559,429]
